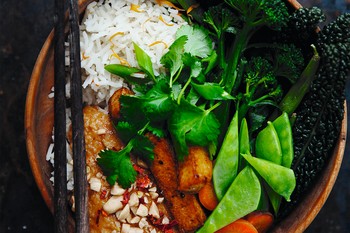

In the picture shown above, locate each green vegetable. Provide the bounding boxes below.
[197,166,261,233]
[133,42,155,81]
[265,112,294,215]
[213,109,239,200]
[280,13,350,219]
[97,133,154,188]
[255,122,282,165]
[277,44,320,116]
[104,64,148,85]
[97,149,137,188]
[238,118,249,170]
[222,0,290,93]
[242,153,295,202]
[272,112,294,168]
[168,100,220,159]
[238,56,283,121]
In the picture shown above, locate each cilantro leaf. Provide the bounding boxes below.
[97,147,137,188]
[191,82,235,100]
[182,53,203,79]
[141,80,175,121]
[168,101,221,159]
[176,25,213,58]
[160,36,188,79]
[132,135,154,162]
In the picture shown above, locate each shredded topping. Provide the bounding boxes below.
[155,0,183,11]
[159,15,174,26]
[149,41,169,49]
[130,3,144,13]
[110,46,130,66]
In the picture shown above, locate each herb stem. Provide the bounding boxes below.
[207,101,222,113]
[177,76,192,104]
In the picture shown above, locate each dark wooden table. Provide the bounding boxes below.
[0,0,349,232]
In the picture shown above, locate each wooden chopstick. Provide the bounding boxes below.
[54,0,89,232]
[68,0,90,232]
[54,0,68,232]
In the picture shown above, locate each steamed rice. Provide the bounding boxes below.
[47,0,187,190]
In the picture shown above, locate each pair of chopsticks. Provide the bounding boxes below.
[54,0,89,232]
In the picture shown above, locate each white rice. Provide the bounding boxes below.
[46,0,187,190]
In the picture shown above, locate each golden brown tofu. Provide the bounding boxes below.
[108,87,134,120]
[80,106,124,232]
[178,146,213,193]
[69,106,177,233]
[148,134,207,232]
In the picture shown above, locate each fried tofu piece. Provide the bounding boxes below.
[108,87,133,120]
[178,146,213,193]
[78,106,124,232]
[148,134,207,232]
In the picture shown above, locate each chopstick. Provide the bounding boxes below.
[54,0,89,232]
[69,0,90,232]
[53,0,68,232]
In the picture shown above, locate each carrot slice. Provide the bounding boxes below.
[245,211,274,233]
[198,181,218,211]
[216,219,258,233]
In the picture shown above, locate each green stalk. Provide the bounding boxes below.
[277,45,320,116]
[224,25,252,93]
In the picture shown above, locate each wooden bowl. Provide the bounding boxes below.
[25,0,347,232]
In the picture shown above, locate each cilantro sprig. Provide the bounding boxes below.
[97,122,154,188]
[100,24,230,187]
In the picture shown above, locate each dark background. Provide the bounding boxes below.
[0,0,349,232]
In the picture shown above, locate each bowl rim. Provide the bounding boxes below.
[25,0,347,232]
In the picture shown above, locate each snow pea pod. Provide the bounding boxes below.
[197,166,261,233]
[267,112,294,214]
[213,110,239,200]
[239,118,250,155]
[239,118,249,171]
[272,112,294,168]
[242,153,295,201]
[255,122,282,165]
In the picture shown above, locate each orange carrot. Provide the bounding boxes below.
[198,181,219,211]
[216,219,258,233]
[245,211,274,233]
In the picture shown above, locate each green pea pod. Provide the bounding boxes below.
[239,118,250,155]
[272,112,294,168]
[213,110,239,200]
[239,118,249,171]
[265,184,281,215]
[197,166,261,233]
[266,112,294,215]
[255,122,282,165]
[241,153,296,202]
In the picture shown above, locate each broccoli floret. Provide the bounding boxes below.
[271,44,305,83]
[203,4,237,38]
[225,0,289,30]
[220,0,290,92]
[238,57,283,121]
[203,4,238,68]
